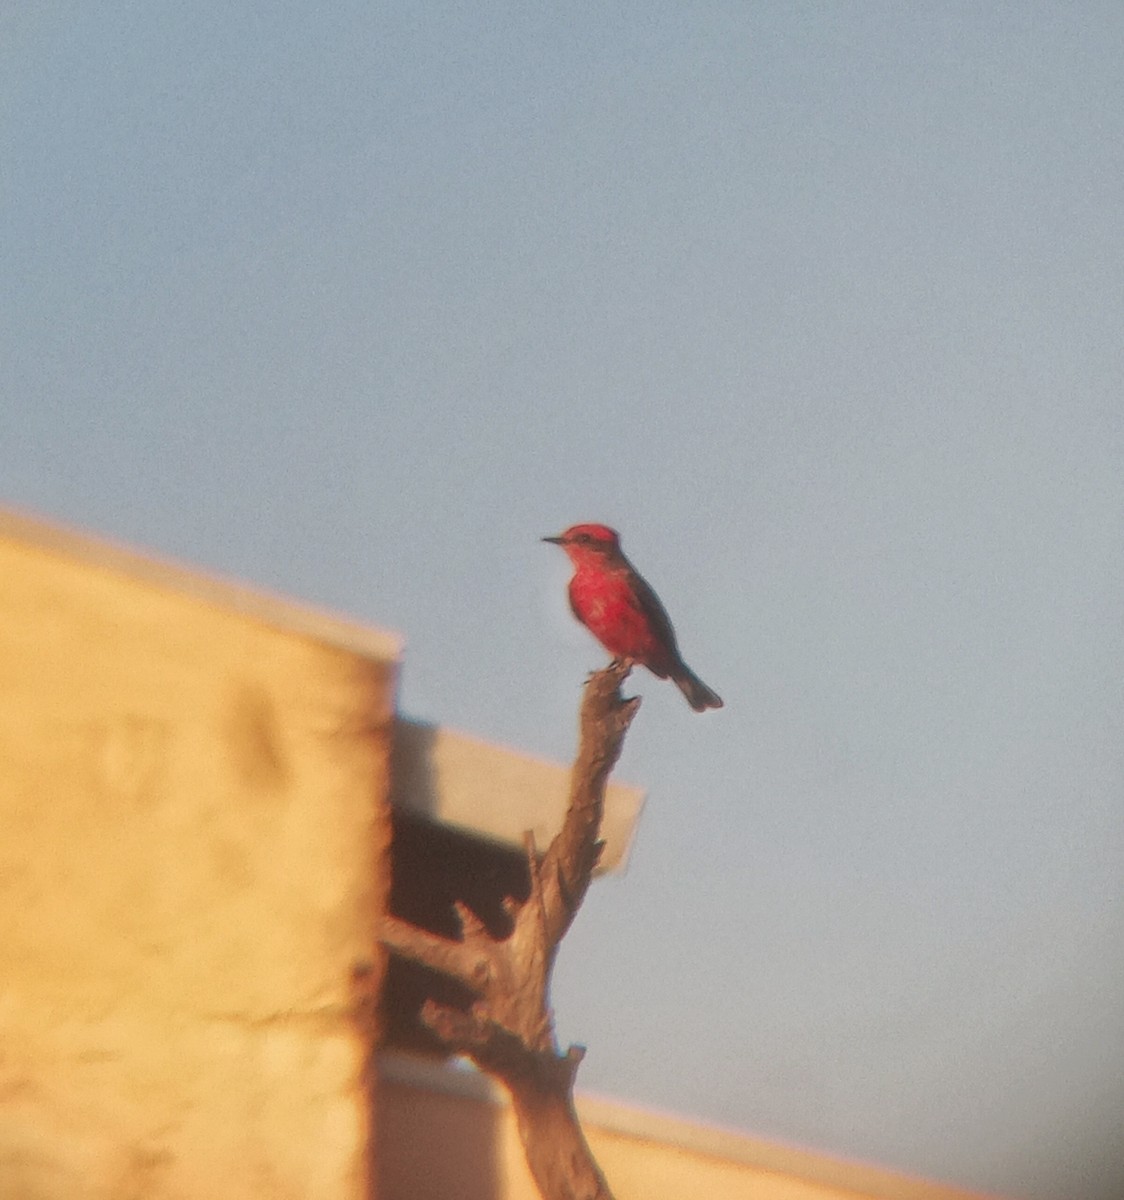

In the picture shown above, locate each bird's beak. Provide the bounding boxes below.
[541,535,565,544]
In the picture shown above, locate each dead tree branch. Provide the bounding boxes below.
[381,659,640,1200]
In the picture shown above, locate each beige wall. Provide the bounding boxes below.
[378,1054,1006,1200]
[0,512,399,1199]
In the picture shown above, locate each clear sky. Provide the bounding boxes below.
[4,6,1123,1198]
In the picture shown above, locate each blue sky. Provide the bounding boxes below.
[4,6,1123,1197]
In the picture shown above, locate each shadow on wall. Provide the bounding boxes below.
[381,719,532,1059]
[376,1072,504,1200]
[379,720,528,1198]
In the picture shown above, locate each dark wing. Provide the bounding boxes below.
[626,563,682,676]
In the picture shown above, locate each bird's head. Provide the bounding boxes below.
[542,523,623,565]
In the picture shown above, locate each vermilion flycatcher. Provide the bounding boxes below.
[543,523,723,712]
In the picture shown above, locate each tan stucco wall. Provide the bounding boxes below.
[0,512,399,1199]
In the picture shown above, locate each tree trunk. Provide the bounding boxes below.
[510,1079,613,1200]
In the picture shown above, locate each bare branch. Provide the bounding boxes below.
[380,913,492,993]
[537,659,640,946]
[380,660,640,1200]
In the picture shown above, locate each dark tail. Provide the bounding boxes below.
[672,665,723,712]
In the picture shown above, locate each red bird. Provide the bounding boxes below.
[543,523,723,712]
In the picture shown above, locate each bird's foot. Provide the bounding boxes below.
[584,658,633,682]
[582,658,641,716]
